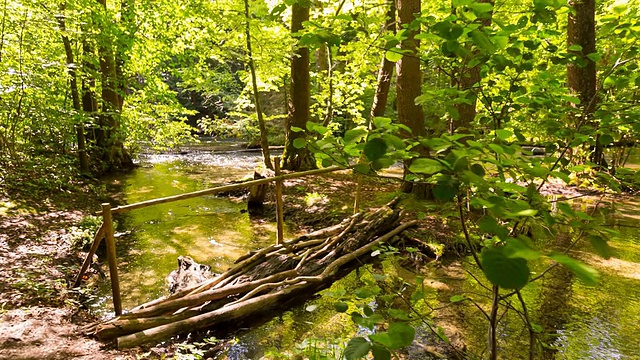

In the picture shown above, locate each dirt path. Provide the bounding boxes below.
[0,191,139,359]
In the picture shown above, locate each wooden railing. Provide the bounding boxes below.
[73,160,344,315]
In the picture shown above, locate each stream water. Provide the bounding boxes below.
[93,143,640,359]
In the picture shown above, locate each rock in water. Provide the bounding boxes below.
[166,256,213,294]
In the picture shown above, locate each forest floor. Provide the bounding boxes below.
[0,179,141,359]
[0,165,594,360]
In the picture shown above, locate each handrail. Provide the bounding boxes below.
[97,165,344,215]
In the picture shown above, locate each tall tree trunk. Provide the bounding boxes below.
[567,0,599,164]
[396,0,426,197]
[96,0,132,171]
[243,0,272,170]
[282,1,316,171]
[57,3,89,172]
[369,1,397,126]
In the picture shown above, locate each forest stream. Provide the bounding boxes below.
[91,143,640,359]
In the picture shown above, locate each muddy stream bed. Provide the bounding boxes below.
[90,142,640,359]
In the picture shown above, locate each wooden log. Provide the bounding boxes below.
[102,203,122,316]
[97,166,343,215]
[72,223,105,288]
[274,157,284,245]
[117,283,309,348]
[123,270,297,320]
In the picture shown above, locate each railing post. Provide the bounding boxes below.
[102,203,122,316]
[354,174,363,214]
[274,157,284,245]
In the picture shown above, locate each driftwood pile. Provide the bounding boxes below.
[83,198,416,348]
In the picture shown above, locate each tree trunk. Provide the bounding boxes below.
[95,0,132,172]
[57,3,89,172]
[450,1,492,135]
[369,1,397,126]
[396,0,427,197]
[244,0,272,170]
[282,2,316,171]
[567,0,599,165]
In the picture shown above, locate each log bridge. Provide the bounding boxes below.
[72,160,416,348]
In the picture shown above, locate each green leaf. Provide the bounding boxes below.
[477,216,509,238]
[588,235,613,259]
[549,254,599,286]
[433,181,458,201]
[481,246,530,289]
[387,322,415,348]
[409,158,447,175]
[436,326,450,343]
[344,337,371,359]
[293,138,307,149]
[568,44,583,52]
[510,209,538,217]
[353,163,371,175]
[372,158,395,171]
[470,29,497,54]
[586,52,602,62]
[488,143,504,154]
[382,134,405,150]
[364,138,388,161]
[385,50,403,62]
[387,308,410,320]
[363,305,374,317]
[470,2,493,14]
[335,301,349,312]
[470,163,485,177]
[495,129,513,141]
[344,127,368,145]
[599,134,614,146]
[290,126,305,132]
[371,344,391,360]
[370,323,415,350]
[355,286,380,299]
[450,294,466,303]
[373,117,392,129]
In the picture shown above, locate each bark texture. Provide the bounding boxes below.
[369,1,397,124]
[282,2,316,171]
[567,0,599,164]
[396,0,428,197]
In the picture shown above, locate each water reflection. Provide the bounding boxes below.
[96,158,285,314]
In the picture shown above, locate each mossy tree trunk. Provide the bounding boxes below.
[94,0,133,172]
